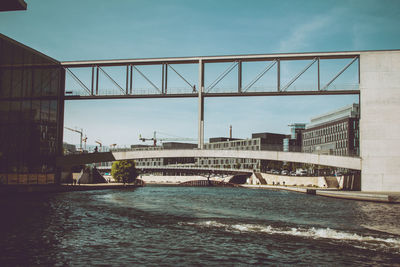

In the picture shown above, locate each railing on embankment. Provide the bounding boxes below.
[178,180,238,187]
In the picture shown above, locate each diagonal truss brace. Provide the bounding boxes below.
[65,68,91,95]
[98,67,126,94]
[206,61,239,93]
[167,64,195,91]
[281,57,317,92]
[243,60,277,92]
[133,65,162,93]
[321,57,358,91]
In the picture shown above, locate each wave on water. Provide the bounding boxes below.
[182,220,400,252]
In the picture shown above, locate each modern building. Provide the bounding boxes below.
[198,132,287,171]
[302,104,360,156]
[111,142,198,168]
[0,34,65,184]
[283,123,306,152]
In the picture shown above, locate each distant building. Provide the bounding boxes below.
[302,104,360,156]
[252,132,287,151]
[198,132,286,171]
[112,142,197,168]
[283,123,306,152]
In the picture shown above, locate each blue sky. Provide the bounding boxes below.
[1,0,399,147]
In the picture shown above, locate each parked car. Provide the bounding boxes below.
[272,170,280,175]
[290,171,296,176]
[281,170,289,175]
[299,170,308,176]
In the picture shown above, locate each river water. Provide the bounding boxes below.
[1,186,400,266]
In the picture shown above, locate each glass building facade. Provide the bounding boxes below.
[0,34,65,184]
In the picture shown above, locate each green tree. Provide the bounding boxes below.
[111,160,138,184]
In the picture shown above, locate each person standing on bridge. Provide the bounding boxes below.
[94,146,98,153]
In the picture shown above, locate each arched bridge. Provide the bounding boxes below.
[57,149,362,170]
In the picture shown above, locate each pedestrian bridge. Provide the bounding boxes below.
[57,149,362,170]
[97,165,253,175]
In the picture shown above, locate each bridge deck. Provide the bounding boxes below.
[57,149,362,170]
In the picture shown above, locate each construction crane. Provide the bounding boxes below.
[139,131,196,146]
[95,140,102,152]
[82,135,88,150]
[109,143,117,150]
[64,127,84,151]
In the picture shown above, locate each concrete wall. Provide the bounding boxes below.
[140,175,232,184]
[360,51,400,191]
[248,173,328,188]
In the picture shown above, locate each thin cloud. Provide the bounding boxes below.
[279,13,334,52]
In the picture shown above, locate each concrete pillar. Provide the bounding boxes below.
[198,59,204,149]
[359,51,400,191]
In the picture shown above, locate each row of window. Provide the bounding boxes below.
[303,132,349,147]
[303,121,348,139]
[198,158,258,165]
[205,139,260,149]
[0,68,61,99]
[0,99,57,123]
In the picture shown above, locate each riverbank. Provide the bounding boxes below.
[242,184,400,203]
[0,183,139,194]
[140,175,233,184]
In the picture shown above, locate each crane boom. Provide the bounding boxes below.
[139,131,195,146]
[64,127,83,151]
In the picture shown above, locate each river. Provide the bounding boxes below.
[1,185,400,266]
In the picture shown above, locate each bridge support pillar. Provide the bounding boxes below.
[198,59,204,149]
[360,51,400,191]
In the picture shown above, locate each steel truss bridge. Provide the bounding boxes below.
[62,51,360,149]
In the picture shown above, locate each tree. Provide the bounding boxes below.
[111,160,138,184]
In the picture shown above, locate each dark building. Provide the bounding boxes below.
[283,123,306,152]
[209,137,242,143]
[0,34,65,184]
[302,104,360,156]
[162,142,197,165]
[251,132,287,151]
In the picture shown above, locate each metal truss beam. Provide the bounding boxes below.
[132,65,161,93]
[243,60,276,92]
[206,61,238,93]
[167,64,195,91]
[98,66,126,94]
[65,68,91,95]
[281,57,317,92]
[61,51,363,67]
[63,52,361,98]
[64,90,359,100]
[321,57,358,91]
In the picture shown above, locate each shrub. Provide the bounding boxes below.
[111,160,138,184]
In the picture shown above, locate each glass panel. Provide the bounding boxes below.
[50,68,60,96]
[0,69,12,98]
[22,68,32,97]
[13,46,24,65]
[32,68,42,97]
[9,100,21,123]
[21,100,32,122]
[32,100,41,122]
[11,68,23,98]
[40,100,50,123]
[49,100,57,123]
[1,40,15,66]
[0,100,9,123]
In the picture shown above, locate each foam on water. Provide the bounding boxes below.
[183,220,400,251]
